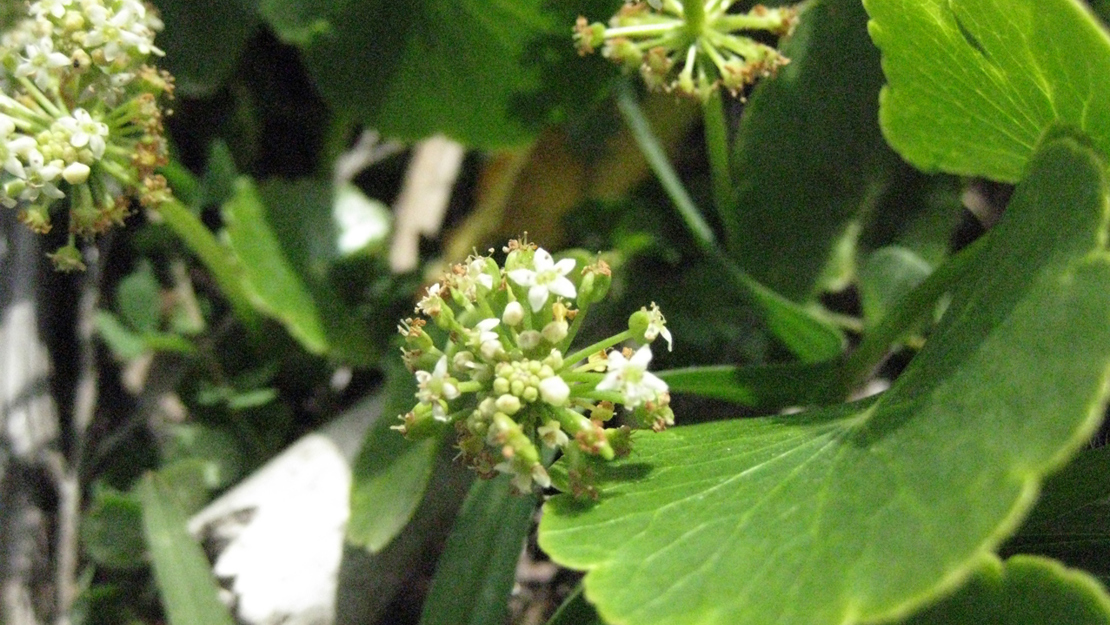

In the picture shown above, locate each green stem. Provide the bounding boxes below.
[683,0,706,34]
[616,83,716,251]
[838,235,990,393]
[702,90,737,244]
[157,198,261,335]
[617,83,842,361]
[563,329,633,369]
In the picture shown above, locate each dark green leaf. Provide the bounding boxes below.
[866,0,1110,181]
[348,364,441,553]
[419,476,536,625]
[256,0,612,147]
[658,360,840,409]
[1004,445,1110,580]
[117,261,161,333]
[545,586,604,625]
[903,555,1110,625]
[858,246,933,328]
[152,0,258,96]
[139,473,235,625]
[539,135,1110,625]
[82,489,145,570]
[728,0,900,300]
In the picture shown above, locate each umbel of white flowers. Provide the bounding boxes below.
[0,0,173,270]
[395,238,674,497]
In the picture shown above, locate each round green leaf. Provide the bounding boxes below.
[539,135,1110,625]
[866,0,1110,181]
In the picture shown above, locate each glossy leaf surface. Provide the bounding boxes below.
[539,136,1110,625]
[866,0,1110,181]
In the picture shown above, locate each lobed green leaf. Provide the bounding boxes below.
[539,135,1110,625]
[866,0,1110,181]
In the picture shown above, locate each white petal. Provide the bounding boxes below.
[507,268,535,287]
[552,257,576,276]
[630,345,654,368]
[547,275,577,300]
[527,284,549,312]
[532,248,554,271]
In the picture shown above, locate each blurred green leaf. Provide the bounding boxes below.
[165,424,246,491]
[858,246,932,328]
[728,0,900,300]
[348,365,440,553]
[866,0,1110,181]
[117,261,161,334]
[223,178,328,352]
[82,489,145,570]
[539,135,1110,625]
[152,0,259,96]
[419,475,536,625]
[223,177,378,364]
[255,0,611,147]
[95,311,147,360]
[903,556,1110,625]
[139,473,235,625]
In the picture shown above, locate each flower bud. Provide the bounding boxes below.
[539,376,570,406]
[628,308,651,343]
[502,301,524,326]
[517,330,542,350]
[542,320,568,344]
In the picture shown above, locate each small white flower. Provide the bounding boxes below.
[644,302,673,352]
[67,109,109,159]
[15,38,70,90]
[538,375,570,406]
[596,345,668,409]
[507,248,577,312]
[538,421,569,448]
[473,318,504,360]
[415,356,460,421]
[30,0,72,19]
[416,283,444,316]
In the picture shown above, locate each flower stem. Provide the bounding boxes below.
[683,0,706,35]
[616,82,716,250]
[617,83,843,362]
[563,329,633,369]
[702,89,737,244]
[157,197,262,335]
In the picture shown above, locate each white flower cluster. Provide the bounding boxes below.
[0,0,172,270]
[396,239,674,496]
[8,0,163,94]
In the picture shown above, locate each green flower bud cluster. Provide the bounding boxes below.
[395,238,674,496]
[574,0,798,101]
[0,0,173,270]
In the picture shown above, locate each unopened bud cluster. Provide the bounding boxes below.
[0,0,173,270]
[574,0,797,100]
[395,239,675,496]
